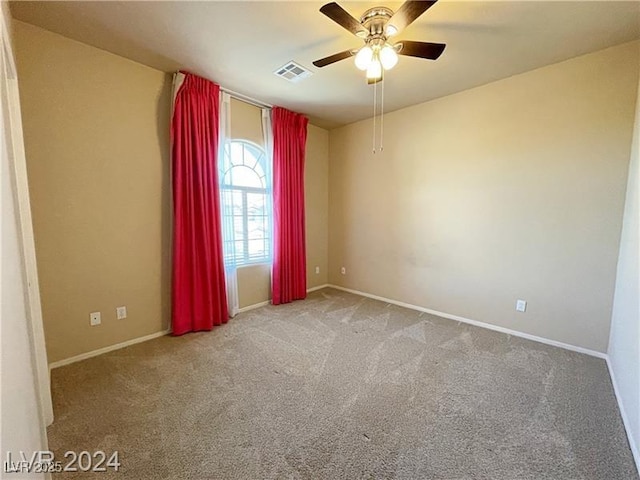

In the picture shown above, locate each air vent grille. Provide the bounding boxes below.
[274,61,312,83]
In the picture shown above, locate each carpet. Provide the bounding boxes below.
[47,288,638,479]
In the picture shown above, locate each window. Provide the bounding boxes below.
[219,140,271,266]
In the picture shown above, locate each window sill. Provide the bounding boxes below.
[236,262,272,270]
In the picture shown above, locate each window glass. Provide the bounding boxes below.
[219,141,271,265]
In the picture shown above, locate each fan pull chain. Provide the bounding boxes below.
[372,78,377,154]
[379,77,385,153]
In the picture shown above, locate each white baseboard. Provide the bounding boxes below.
[49,330,171,370]
[307,283,330,293]
[237,284,330,314]
[606,356,640,473]
[237,300,270,313]
[327,284,607,359]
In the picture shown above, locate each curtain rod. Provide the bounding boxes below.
[175,72,271,110]
[221,87,272,110]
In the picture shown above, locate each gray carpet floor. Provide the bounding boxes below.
[48,288,638,479]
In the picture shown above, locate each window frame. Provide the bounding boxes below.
[219,139,271,267]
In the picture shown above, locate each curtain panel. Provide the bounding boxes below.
[271,107,309,305]
[171,72,228,335]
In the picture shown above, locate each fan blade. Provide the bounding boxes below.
[320,2,369,37]
[386,1,438,36]
[397,41,446,60]
[313,50,354,68]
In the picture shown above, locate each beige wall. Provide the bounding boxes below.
[230,97,263,147]
[608,67,640,463]
[329,41,640,353]
[305,124,330,290]
[230,98,330,308]
[14,21,172,363]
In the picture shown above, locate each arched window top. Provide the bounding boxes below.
[220,140,266,190]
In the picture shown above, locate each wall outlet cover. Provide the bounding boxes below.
[116,306,127,320]
[516,300,527,312]
[90,312,101,326]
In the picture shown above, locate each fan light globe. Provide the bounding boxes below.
[380,45,398,70]
[366,58,382,79]
[355,46,374,71]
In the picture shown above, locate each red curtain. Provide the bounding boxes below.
[271,107,309,305]
[171,73,228,335]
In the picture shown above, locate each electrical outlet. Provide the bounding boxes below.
[116,306,127,320]
[90,312,101,326]
[516,300,527,312]
[315,266,320,274]
[341,267,346,275]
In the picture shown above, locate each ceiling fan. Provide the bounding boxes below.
[312,1,446,83]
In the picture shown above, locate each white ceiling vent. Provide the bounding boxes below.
[274,61,312,83]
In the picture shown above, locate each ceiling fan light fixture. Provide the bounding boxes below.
[379,44,398,70]
[354,46,374,71]
[366,57,382,80]
[313,0,446,82]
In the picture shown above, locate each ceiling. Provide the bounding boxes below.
[10,1,640,129]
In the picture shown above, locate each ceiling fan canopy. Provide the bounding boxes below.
[313,1,446,83]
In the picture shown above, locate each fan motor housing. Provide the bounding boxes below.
[360,7,393,36]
